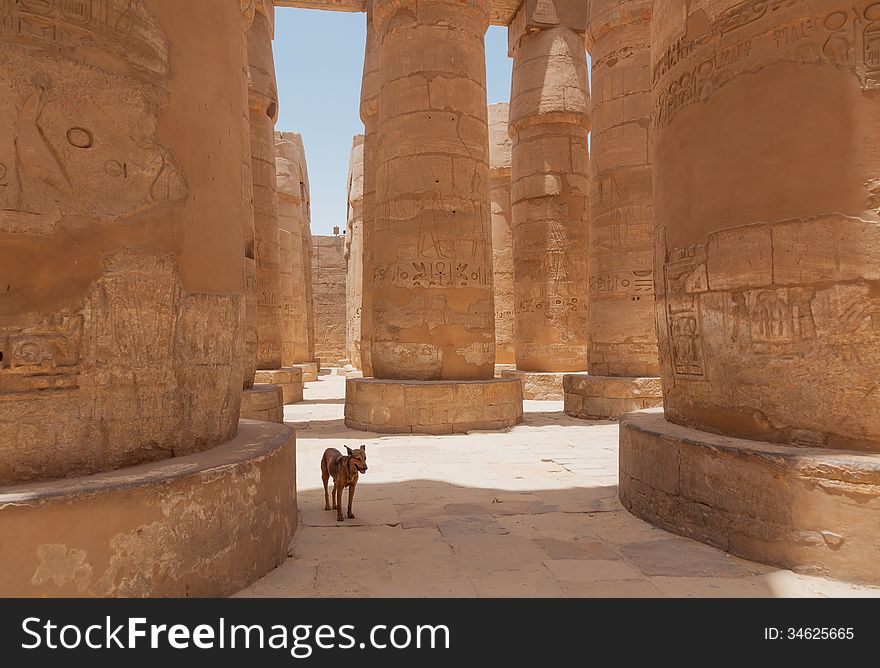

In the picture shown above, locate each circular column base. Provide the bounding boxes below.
[620,409,880,585]
[344,377,523,434]
[255,367,304,404]
[564,374,663,419]
[290,362,319,383]
[500,369,577,400]
[241,384,284,423]
[0,421,297,596]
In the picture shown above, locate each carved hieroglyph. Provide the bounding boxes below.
[586,0,659,379]
[653,0,880,451]
[359,1,380,377]
[508,0,590,372]
[370,0,496,380]
[0,0,246,483]
[248,3,282,370]
[311,235,348,364]
[488,102,515,364]
[275,131,312,365]
[345,135,365,367]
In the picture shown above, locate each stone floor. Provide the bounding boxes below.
[238,374,880,598]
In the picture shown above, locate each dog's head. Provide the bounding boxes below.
[346,445,368,473]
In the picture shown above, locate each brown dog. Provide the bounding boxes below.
[321,446,368,522]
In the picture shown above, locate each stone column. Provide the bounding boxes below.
[248,2,282,371]
[488,102,515,368]
[619,0,880,584]
[275,132,317,382]
[275,133,306,360]
[371,0,495,381]
[563,0,663,418]
[345,0,522,433]
[359,1,380,378]
[292,134,318,368]
[243,0,302,409]
[345,135,366,369]
[241,0,259,390]
[0,0,296,596]
[502,0,590,400]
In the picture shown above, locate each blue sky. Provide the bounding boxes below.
[275,8,514,236]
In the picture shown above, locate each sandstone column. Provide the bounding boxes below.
[248,1,282,371]
[292,134,318,368]
[619,0,880,584]
[488,102,515,368]
[275,131,318,382]
[359,0,380,378]
[241,0,259,390]
[563,0,663,419]
[243,0,302,410]
[344,0,523,433]
[345,135,366,369]
[502,0,591,400]
[0,0,297,596]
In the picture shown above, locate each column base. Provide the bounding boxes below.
[241,384,284,423]
[344,377,523,434]
[564,374,663,419]
[619,409,880,585]
[0,421,297,596]
[255,367,304,404]
[290,361,319,383]
[500,369,577,400]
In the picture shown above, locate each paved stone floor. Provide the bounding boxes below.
[239,374,880,598]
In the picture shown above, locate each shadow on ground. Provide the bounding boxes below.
[236,478,860,599]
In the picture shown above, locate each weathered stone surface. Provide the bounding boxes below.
[345,135,365,368]
[370,0,496,381]
[564,373,662,420]
[311,235,348,365]
[0,420,296,597]
[652,0,880,451]
[344,377,523,434]
[248,3,283,371]
[501,370,566,400]
[275,131,312,367]
[255,367,304,405]
[489,102,515,364]
[0,0,246,484]
[240,383,284,423]
[509,0,590,373]
[620,409,880,585]
[585,0,659,381]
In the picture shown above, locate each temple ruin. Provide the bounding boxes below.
[1,0,877,597]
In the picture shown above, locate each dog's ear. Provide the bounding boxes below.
[360,445,366,452]
[345,446,353,455]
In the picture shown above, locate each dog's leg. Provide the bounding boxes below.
[347,479,357,519]
[336,483,345,522]
[331,480,338,510]
[322,464,330,511]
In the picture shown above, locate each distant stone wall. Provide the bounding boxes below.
[311,235,348,364]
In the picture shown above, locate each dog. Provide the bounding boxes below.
[321,446,368,522]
